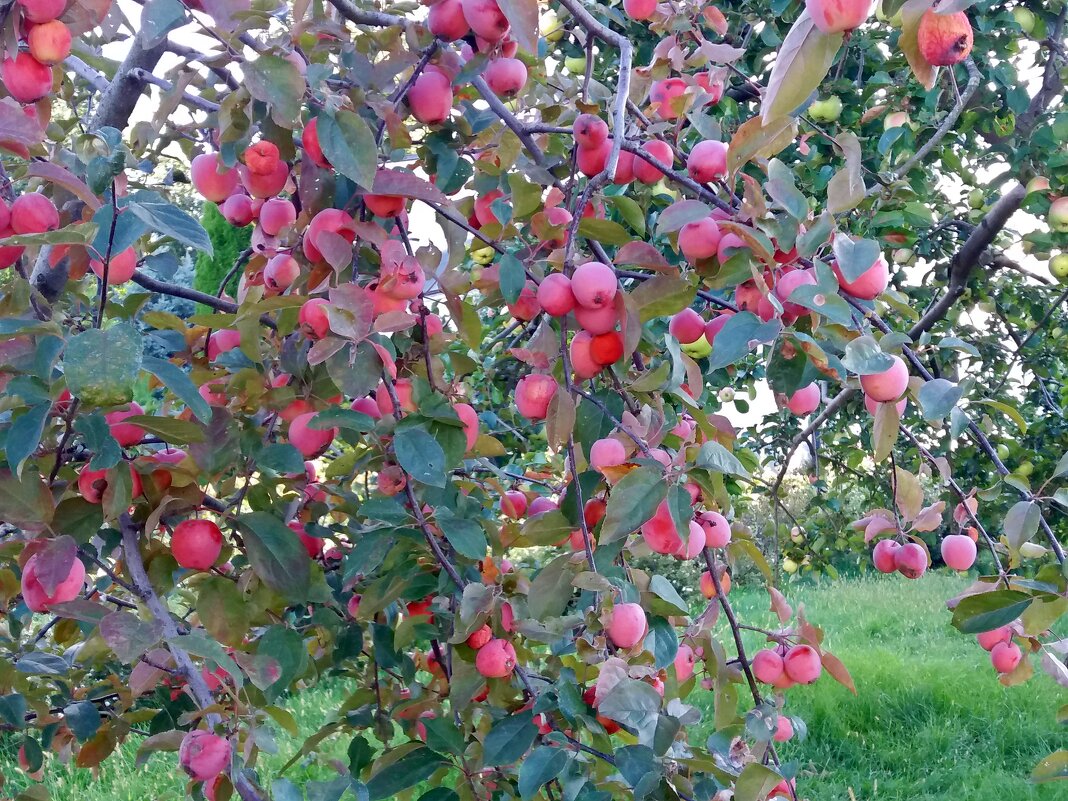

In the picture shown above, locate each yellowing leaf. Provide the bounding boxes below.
[900,0,939,90]
[761,12,843,124]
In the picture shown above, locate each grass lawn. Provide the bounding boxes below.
[1,573,1063,800]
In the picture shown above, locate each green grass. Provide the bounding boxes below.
[2,574,1063,800]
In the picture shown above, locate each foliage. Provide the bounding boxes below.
[0,0,1066,800]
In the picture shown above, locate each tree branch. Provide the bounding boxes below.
[325,0,404,28]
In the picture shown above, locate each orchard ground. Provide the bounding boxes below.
[2,573,1061,801]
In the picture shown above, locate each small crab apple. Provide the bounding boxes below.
[429,0,469,39]
[220,193,255,226]
[607,602,647,649]
[190,152,240,202]
[872,538,900,573]
[687,140,729,184]
[571,261,617,309]
[258,197,296,236]
[301,118,330,168]
[785,383,820,416]
[453,402,479,451]
[805,0,874,35]
[590,331,623,365]
[573,113,609,148]
[171,519,224,570]
[105,402,145,447]
[0,53,53,104]
[641,500,684,555]
[506,282,541,321]
[347,594,361,618]
[623,0,657,20]
[461,0,509,41]
[576,139,611,176]
[669,308,705,345]
[940,533,977,571]
[773,715,794,743]
[515,373,557,420]
[917,9,973,66]
[289,520,323,558]
[288,412,336,459]
[485,57,527,97]
[860,355,909,403]
[264,254,300,291]
[21,552,86,612]
[10,193,59,234]
[678,217,722,263]
[537,273,576,317]
[649,77,687,120]
[977,625,1012,651]
[90,247,138,284]
[78,463,143,504]
[364,193,405,218]
[894,541,927,579]
[612,149,636,184]
[699,510,731,548]
[570,331,602,379]
[467,625,493,649]
[675,643,697,682]
[752,649,785,684]
[475,638,517,678]
[408,70,453,124]
[244,140,280,176]
[590,437,626,472]
[833,253,889,300]
[207,329,240,361]
[501,490,528,519]
[528,496,556,516]
[298,297,331,340]
[179,730,230,783]
[783,645,822,684]
[634,140,673,184]
[239,161,289,199]
[699,569,731,599]
[990,640,1022,674]
[17,0,66,23]
[27,19,72,64]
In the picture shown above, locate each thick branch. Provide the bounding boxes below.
[325,0,404,28]
[89,27,168,132]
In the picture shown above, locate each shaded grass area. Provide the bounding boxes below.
[1,573,1063,799]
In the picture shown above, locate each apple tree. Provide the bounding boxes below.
[0,0,1067,798]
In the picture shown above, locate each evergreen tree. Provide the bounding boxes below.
[193,202,250,312]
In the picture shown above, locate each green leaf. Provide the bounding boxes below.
[629,274,695,323]
[1004,500,1041,551]
[65,323,143,407]
[762,12,843,124]
[318,110,378,191]
[520,509,574,546]
[708,312,781,371]
[128,199,212,256]
[366,746,447,801]
[528,553,575,620]
[647,575,689,616]
[6,403,49,477]
[99,610,163,663]
[499,253,526,305]
[0,469,54,530]
[601,466,669,544]
[841,335,895,375]
[140,0,186,46]
[578,217,633,246]
[120,415,205,444]
[598,678,661,731]
[74,413,122,470]
[766,159,808,219]
[1053,451,1068,480]
[615,744,658,789]
[245,54,307,128]
[0,694,27,728]
[436,514,489,560]
[483,710,537,765]
[655,199,711,235]
[832,237,882,283]
[951,590,1033,634]
[645,616,678,669]
[918,379,962,422]
[972,398,1028,434]
[237,512,312,601]
[63,701,101,742]
[1032,750,1068,783]
[517,746,570,799]
[608,195,646,237]
[695,441,750,478]
[143,355,212,424]
[393,427,447,487]
[734,763,786,801]
[257,443,306,474]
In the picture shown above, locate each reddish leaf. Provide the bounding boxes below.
[0,98,45,150]
[768,586,793,624]
[614,241,671,271]
[821,651,856,694]
[372,169,452,207]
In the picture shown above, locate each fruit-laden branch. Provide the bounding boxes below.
[119,514,268,801]
[909,181,1027,338]
[129,269,279,330]
[471,76,563,189]
[770,388,856,496]
[879,58,981,191]
[325,0,404,28]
